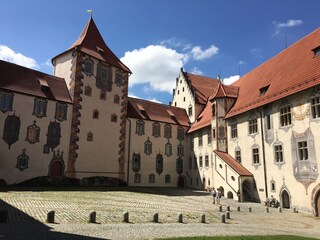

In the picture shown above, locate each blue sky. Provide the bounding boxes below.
[0,0,319,104]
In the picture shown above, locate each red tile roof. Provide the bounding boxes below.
[188,101,212,133]
[127,97,190,126]
[226,27,320,118]
[53,17,131,74]
[214,150,253,177]
[210,83,238,99]
[184,72,221,104]
[0,60,72,103]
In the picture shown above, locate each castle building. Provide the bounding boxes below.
[0,17,319,216]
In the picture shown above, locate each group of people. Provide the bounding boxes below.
[211,187,221,204]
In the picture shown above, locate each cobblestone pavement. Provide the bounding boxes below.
[0,187,319,239]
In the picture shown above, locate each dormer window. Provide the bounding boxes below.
[312,46,320,57]
[259,85,270,96]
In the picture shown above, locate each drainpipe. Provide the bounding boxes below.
[257,109,268,199]
[126,118,131,185]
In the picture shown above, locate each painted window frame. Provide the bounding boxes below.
[136,120,145,136]
[55,102,68,121]
[0,90,13,112]
[33,98,47,118]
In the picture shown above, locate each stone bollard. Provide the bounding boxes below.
[293,207,297,213]
[123,211,129,223]
[200,213,205,223]
[153,212,159,223]
[47,211,55,223]
[265,207,269,213]
[248,207,252,212]
[218,205,223,212]
[89,211,96,223]
[220,213,226,223]
[278,207,282,213]
[178,213,183,223]
[226,211,230,219]
[0,210,8,223]
[237,206,241,211]
[226,205,230,211]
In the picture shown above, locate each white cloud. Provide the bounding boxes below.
[190,67,203,75]
[223,75,240,85]
[148,98,162,104]
[121,45,184,93]
[0,45,38,69]
[273,19,303,35]
[238,60,246,65]
[190,45,219,60]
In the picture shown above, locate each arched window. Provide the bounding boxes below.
[33,98,47,118]
[55,102,68,121]
[26,120,40,144]
[3,114,20,149]
[93,109,99,119]
[46,121,61,150]
[177,126,184,140]
[164,123,172,139]
[177,144,184,157]
[132,153,141,173]
[165,142,172,157]
[0,90,13,112]
[96,63,112,91]
[16,148,29,171]
[136,120,145,135]
[152,122,161,137]
[156,154,163,175]
[176,158,183,175]
[144,138,152,155]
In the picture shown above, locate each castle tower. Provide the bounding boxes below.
[52,17,131,182]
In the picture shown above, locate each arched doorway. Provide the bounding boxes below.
[219,186,225,197]
[281,190,290,209]
[177,176,185,188]
[227,191,233,199]
[315,191,320,217]
[242,180,252,201]
[49,160,63,177]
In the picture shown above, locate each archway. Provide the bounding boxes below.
[219,186,225,197]
[227,191,233,199]
[315,191,320,217]
[281,190,290,209]
[242,180,252,201]
[49,160,63,177]
[177,176,185,188]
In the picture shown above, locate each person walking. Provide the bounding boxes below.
[212,188,216,204]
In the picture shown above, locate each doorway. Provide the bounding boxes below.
[281,190,290,209]
[49,160,63,177]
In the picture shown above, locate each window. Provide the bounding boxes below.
[33,98,47,118]
[199,156,203,168]
[182,87,185,92]
[0,91,13,112]
[144,138,152,155]
[87,132,93,141]
[235,149,241,163]
[177,126,184,140]
[114,95,120,104]
[25,121,40,144]
[164,124,172,139]
[205,155,209,167]
[165,174,171,184]
[149,174,155,183]
[46,121,61,150]
[84,58,94,75]
[212,128,216,139]
[111,114,117,123]
[188,105,193,116]
[3,114,21,149]
[198,134,203,146]
[115,70,125,86]
[183,97,186,102]
[270,180,276,192]
[100,91,106,100]
[252,147,260,164]
[280,105,292,127]
[259,85,270,96]
[207,130,212,144]
[16,148,29,171]
[152,122,161,137]
[132,153,141,173]
[136,120,145,136]
[274,144,283,163]
[248,117,258,134]
[96,63,112,91]
[231,122,238,138]
[298,141,308,160]
[165,142,172,157]
[177,144,184,156]
[55,102,67,121]
[134,174,141,183]
[93,109,99,119]
[156,154,163,175]
[212,104,216,117]
[176,158,183,174]
[312,46,320,57]
[84,86,92,96]
[266,114,272,130]
[311,95,320,119]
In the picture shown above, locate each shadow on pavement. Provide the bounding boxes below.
[0,199,107,240]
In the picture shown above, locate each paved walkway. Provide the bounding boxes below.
[0,187,319,239]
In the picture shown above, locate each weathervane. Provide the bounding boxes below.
[87,9,93,17]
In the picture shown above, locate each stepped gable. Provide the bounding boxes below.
[226,27,320,118]
[184,72,220,104]
[53,17,131,74]
[0,60,72,103]
[214,150,253,176]
[127,97,190,126]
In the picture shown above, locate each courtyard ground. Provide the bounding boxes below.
[0,187,319,239]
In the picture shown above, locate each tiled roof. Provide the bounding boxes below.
[127,97,190,126]
[53,17,131,74]
[214,150,253,177]
[226,27,320,118]
[184,72,220,104]
[210,83,239,99]
[0,60,72,103]
[188,101,212,133]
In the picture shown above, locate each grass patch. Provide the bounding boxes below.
[157,236,318,240]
